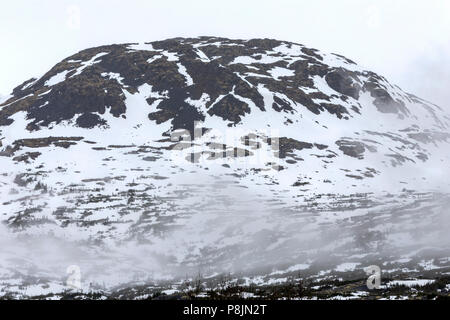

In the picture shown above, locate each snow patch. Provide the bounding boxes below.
[101,72,125,86]
[147,55,163,64]
[268,67,295,80]
[177,63,194,86]
[195,49,210,62]
[21,79,38,90]
[230,54,284,65]
[335,262,359,272]
[386,279,435,287]
[45,70,71,87]
[127,43,156,51]
[70,52,109,78]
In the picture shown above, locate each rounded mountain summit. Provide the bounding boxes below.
[0,37,449,194]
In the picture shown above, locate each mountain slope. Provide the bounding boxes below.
[1,37,449,196]
[1,37,450,297]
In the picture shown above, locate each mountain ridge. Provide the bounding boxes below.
[2,37,446,131]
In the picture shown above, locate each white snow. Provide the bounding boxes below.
[0,93,12,105]
[230,54,284,65]
[101,72,125,86]
[385,279,435,288]
[127,42,156,51]
[419,259,441,271]
[38,89,52,96]
[335,262,359,272]
[272,43,304,56]
[21,79,38,90]
[320,52,366,73]
[270,263,311,275]
[70,52,109,78]
[0,93,34,108]
[195,49,210,62]
[185,93,210,114]
[268,66,295,80]
[161,50,179,62]
[45,70,71,87]
[147,55,163,64]
[177,63,194,86]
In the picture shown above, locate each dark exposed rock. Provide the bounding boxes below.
[12,152,41,163]
[363,78,409,115]
[386,153,416,167]
[336,140,366,159]
[416,152,429,162]
[142,156,159,162]
[278,138,328,159]
[14,173,34,187]
[314,143,328,150]
[293,181,311,187]
[325,68,360,100]
[76,113,107,128]
[278,138,313,159]
[149,87,205,134]
[1,137,83,157]
[407,132,450,144]
[320,103,349,119]
[208,95,250,124]
[345,174,364,180]
[301,47,323,61]
[365,130,418,148]
[272,96,294,112]
[13,137,83,148]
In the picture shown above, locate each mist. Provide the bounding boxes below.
[2,176,450,294]
[398,45,450,108]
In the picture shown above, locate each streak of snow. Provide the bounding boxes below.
[70,52,109,78]
[177,63,194,86]
[45,70,71,87]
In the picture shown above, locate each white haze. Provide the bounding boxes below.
[2,178,450,292]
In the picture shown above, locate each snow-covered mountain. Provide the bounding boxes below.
[1,37,450,298]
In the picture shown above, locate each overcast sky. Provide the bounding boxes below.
[1,0,449,107]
